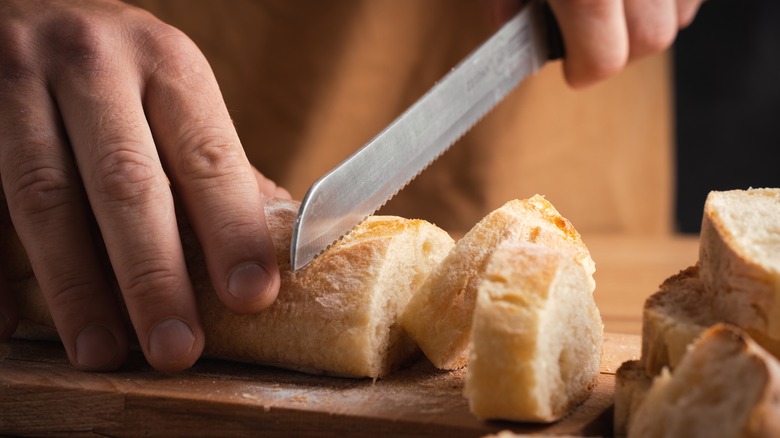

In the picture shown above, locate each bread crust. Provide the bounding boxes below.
[630,324,780,438]
[401,195,595,370]
[613,360,651,438]
[640,265,716,376]
[463,240,602,422]
[189,199,454,377]
[8,198,455,378]
[699,188,780,339]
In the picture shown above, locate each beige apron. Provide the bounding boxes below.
[129,0,673,236]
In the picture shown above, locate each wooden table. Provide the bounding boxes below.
[588,234,699,335]
[0,234,699,437]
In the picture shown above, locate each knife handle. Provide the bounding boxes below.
[542,2,565,61]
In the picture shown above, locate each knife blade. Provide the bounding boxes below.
[291,2,563,271]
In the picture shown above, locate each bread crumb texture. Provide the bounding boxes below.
[616,188,780,437]
[629,324,780,438]
[700,188,780,338]
[401,195,596,370]
[463,241,602,422]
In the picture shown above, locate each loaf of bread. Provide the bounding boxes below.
[189,198,456,377]
[699,188,780,340]
[8,198,455,378]
[463,240,603,422]
[613,360,652,437]
[629,324,780,438]
[401,195,596,370]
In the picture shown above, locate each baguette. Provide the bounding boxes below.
[401,195,595,370]
[629,324,780,438]
[463,240,603,422]
[699,188,780,339]
[7,198,455,378]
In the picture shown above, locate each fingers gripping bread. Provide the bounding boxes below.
[699,188,780,339]
[629,324,780,438]
[182,198,456,377]
[401,195,595,370]
[8,198,455,378]
[463,241,603,422]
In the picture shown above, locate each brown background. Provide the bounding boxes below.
[128,0,674,236]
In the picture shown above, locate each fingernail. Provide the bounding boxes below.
[149,318,195,367]
[228,263,270,301]
[75,325,119,369]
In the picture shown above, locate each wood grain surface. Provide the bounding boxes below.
[0,333,638,437]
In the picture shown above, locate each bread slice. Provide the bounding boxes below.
[613,360,652,437]
[641,265,718,376]
[699,188,780,339]
[463,240,603,422]
[401,195,595,370]
[10,198,455,378]
[629,324,780,438]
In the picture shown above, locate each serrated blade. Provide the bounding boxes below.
[291,3,554,271]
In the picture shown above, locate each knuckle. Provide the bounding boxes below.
[178,135,245,182]
[92,146,164,204]
[0,22,40,85]
[4,150,74,219]
[139,23,207,81]
[46,273,97,310]
[43,12,114,73]
[207,215,258,244]
[631,25,676,56]
[119,258,181,304]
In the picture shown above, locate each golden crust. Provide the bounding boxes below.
[401,195,596,370]
[10,197,454,378]
[186,198,454,377]
[464,241,602,422]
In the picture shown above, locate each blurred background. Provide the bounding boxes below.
[129,0,778,238]
[674,0,780,233]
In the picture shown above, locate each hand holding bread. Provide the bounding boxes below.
[4,193,605,423]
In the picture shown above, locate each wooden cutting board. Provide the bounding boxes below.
[0,333,639,437]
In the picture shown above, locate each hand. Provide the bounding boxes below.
[484,0,704,87]
[0,0,289,372]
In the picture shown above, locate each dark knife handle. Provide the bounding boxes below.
[542,2,565,61]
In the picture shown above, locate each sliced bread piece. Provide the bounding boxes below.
[613,360,652,437]
[463,240,603,422]
[629,324,780,438]
[401,195,595,370]
[699,188,780,339]
[641,266,780,378]
[641,265,718,376]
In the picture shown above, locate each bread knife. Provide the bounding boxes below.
[291,2,563,271]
